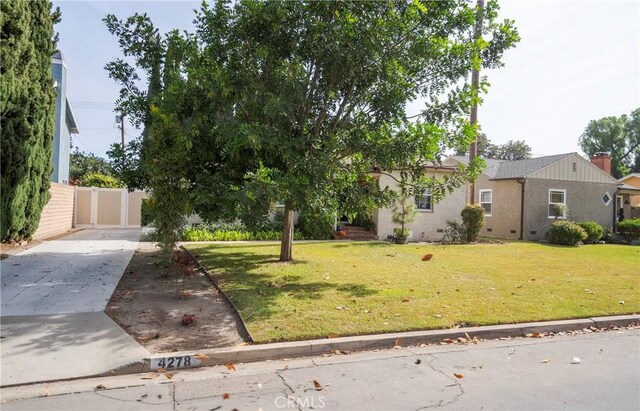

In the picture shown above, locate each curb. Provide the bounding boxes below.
[140,314,639,373]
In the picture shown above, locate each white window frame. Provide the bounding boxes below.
[479,189,492,216]
[548,189,567,219]
[616,195,623,210]
[601,192,612,206]
[415,191,433,211]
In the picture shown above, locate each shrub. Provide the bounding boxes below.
[297,206,335,240]
[392,197,417,240]
[141,198,156,226]
[81,172,124,188]
[617,219,640,244]
[181,225,303,242]
[576,221,604,244]
[461,204,485,243]
[549,220,587,246]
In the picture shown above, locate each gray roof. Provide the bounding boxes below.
[448,156,506,178]
[492,153,574,180]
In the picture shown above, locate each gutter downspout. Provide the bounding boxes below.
[518,179,525,240]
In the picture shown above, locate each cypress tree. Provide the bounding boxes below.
[1,0,60,242]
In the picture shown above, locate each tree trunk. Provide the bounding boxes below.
[279,202,294,262]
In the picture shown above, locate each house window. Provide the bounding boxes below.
[602,192,612,206]
[415,192,432,211]
[479,189,492,216]
[616,195,623,210]
[548,189,566,219]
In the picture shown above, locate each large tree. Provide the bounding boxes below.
[105,0,518,261]
[455,134,531,160]
[1,0,60,242]
[579,108,640,178]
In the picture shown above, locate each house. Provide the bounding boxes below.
[617,173,640,219]
[373,152,622,242]
[51,51,79,184]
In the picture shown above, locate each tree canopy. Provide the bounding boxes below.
[579,108,640,178]
[455,133,531,160]
[1,0,60,242]
[105,0,519,260]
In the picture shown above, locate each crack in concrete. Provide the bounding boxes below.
[171,383,176,411]
[414,354,465,410]
[276,371,302,411]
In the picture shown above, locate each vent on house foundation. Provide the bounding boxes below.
[486,228,493,232]
[530,231,537,235]
[436,229,444,233]
[510,230,517,234]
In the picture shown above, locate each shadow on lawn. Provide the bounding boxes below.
[195,249,378,322]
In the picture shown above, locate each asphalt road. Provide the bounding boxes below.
[2,328,638,411]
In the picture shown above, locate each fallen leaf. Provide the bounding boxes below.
[193,353,209,360]
[453,373,464,379]
[96,384,107,390]
[394,338,402,349]
[312,379,323,391]
[415,359,422,365]
[401,298,410,302]
[141,374,160,380]
[618,300,625,305]
[164,372,174,379]
[327,333,339,338]
[540,358,550,363]
[442,338,455,344]
[421,254,433,261]
[141,394,148,398]
[223,393,231,400]
[332,349,342,355]
[226,363,236,371]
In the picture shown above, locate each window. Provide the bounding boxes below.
[548,189,566,219]
[602,192,612,206]
[415,192,432,211]
[479,189,492,216]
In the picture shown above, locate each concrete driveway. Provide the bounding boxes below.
[1,229,150,386]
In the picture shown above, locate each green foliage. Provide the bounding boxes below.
[461,204,485,243]
[297,206,335,240]
[104,0,519,260]
[456,134,532,161]
[392,197,418,239]
[578,108,640,178]
[576,221,604,244]
[1,0,60,242]
[549,220,587,246]
[80,173,124,188]
[182,225,303,242]
[140,198,156,226]
[617,219,640,244]
[106,137,148,190]
[70,148,113,183]
[551,203,567,220]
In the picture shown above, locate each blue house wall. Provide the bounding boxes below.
[50,52,78,184]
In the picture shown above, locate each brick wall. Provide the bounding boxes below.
[33,183,75,240]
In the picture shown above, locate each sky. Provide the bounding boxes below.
[53,0,640,159]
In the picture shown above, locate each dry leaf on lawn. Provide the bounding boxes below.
[421,254,433,261]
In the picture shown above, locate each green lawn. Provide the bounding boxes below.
[186,241,640,343]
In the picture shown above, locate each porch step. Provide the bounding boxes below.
[333,225,378,241]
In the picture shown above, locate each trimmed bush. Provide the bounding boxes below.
[297,207,335,240]
[576,221,604,244]
[617,219,640,244]
[461,204,485,243]
[549,221,587,246]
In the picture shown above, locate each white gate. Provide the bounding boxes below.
[75,187,148,228]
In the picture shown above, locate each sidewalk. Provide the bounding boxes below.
[1,229,150,386]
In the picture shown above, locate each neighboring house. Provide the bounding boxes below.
[445,152,620,241]
[51,51,79,184]
[372,165,467,241]
[618,173,640,219]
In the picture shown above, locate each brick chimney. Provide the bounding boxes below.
[590,152,611,174]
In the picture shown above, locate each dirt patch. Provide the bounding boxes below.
[106,242,247,353]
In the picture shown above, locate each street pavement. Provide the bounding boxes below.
[2,328,638,410]
[0,229,149,386]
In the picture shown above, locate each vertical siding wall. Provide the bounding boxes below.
[33,183,75,240]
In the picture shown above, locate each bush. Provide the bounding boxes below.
[81,172,124,188]
[549,220,587,246]
[181,225,303,242]
[617,219,640,244]
[141,198,156,226]
[297,206,335,240]
[461,204,485,243]
[576,221,604,244]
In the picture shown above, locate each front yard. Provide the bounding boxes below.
[186,241,639,343]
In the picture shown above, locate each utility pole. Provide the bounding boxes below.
[468,0,484,204]
[117,113,125,172]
